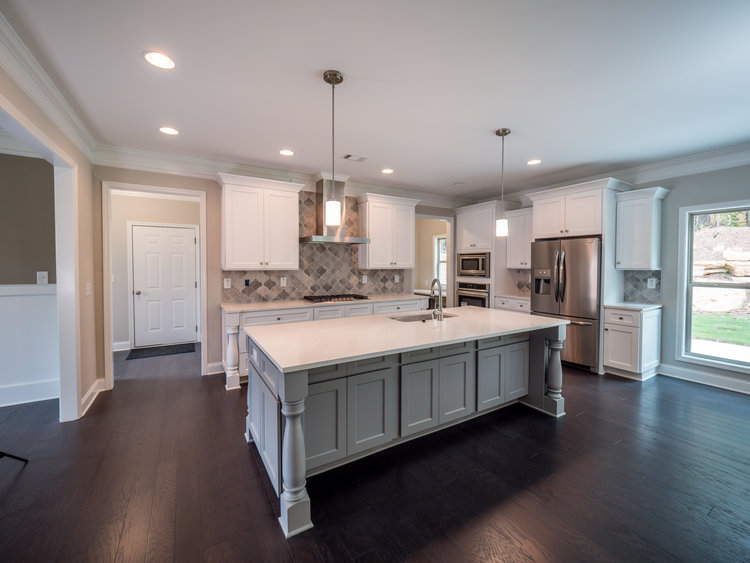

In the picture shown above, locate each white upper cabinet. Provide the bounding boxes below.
[615,187,669,270]
[219,173,303,270]
[456,202,495,251]
[358,193,419,269]
[505,208,533,268]
[528,178,630,240]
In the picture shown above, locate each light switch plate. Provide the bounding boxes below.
[395,274,400,283]
[223,278,232,289]
[647,277,657,289]
[36,271,48,284]
[361,275,368,284]
[280,277,287,287]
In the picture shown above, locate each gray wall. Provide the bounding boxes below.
[0,154,55,284]
[645,163,750,383]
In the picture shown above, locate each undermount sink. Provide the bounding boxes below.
[389,312,457,322]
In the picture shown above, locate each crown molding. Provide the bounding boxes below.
[0,12,95,159]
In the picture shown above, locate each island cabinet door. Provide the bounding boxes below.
[249,369,282,496]
[505,341,530,400]
[400,360,439,437]
[477,346,506,411]
[438,352,476,424]
[347,367,398,455]
[304,379,347,471]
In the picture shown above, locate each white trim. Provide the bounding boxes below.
[80,379,106,417]
[206,361,225,375]
[0,284,56,297]
[0,13,95,158]
[102,180,210,390]
[0,379,59,408]
[658,364,750,396]
[112,189,200,203]
[357,192,420,206]
[675,198,750,374]
[526,177,631,201]
[217,172,303,192]
[112,341,131,352]
[127,222,200,349]
[0,129,43,158]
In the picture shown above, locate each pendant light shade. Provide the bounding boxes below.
[324,70,343,226]
[495,128,511,238]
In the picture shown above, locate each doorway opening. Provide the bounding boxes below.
[413,216,453,307]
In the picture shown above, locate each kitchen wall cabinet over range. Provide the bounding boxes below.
[603,304,662,380]
[358,193,419,269]
[505,208,533,268]
[615,187,669,270]
[218,173,304,270]
[527,178,630,240]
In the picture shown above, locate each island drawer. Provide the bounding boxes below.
[346,354,399,376]
[439,341,476,357]
[308,363,347,385]
[477,332,529,350]
[247,337,281,395]
[401,347,439,364]
[604,308,639,327]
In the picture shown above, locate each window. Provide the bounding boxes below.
[681,202,750,372]
[434,235,447,286]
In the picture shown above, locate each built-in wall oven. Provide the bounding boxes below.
[456,281,490,308]
[457,252,490,277]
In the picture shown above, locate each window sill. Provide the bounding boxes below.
[679,352,750,376]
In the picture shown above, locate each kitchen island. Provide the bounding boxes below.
[243,305,568,537]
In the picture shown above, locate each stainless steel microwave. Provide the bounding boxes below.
[457,252,490,277]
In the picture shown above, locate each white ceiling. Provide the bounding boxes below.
[1,0,749,199]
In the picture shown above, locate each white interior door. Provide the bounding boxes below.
[132,225,198,347]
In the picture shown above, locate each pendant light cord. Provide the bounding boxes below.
[500,133,505,217]
[331,81,335,192]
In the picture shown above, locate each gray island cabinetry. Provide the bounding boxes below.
[243,306,567,538]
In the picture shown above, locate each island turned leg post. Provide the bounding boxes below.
[546,339,564,400]
[225,324,240,391]
[523,325,566,417]
[278,373,313,538]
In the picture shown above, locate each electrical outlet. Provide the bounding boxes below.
[361,275,368,284]
[395,274,400,283]
[223,278,232,289]
[647,277,657,289]
[36,271,48,284]
[280,277,287,287]
[245,279,250,287]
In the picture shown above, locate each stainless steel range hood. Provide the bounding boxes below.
[299,173,370,244]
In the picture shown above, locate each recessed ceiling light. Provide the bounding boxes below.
[279,149,294,156]
[144,51,175,70]
[159,126,179,135]
[381,168,394,174]
[526,159,542,166]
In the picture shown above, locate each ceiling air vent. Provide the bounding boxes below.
[343,154,367,162]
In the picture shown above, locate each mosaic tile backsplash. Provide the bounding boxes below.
[222,192,405,302]
[623,270,661,304]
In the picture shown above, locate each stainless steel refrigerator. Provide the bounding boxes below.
[531,237,601,369]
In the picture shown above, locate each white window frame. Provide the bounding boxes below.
[433,234,447,286]
[676,198,750,375]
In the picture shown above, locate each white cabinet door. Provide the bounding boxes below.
[345,303,374,317]
[313,306,345,320]
[506,210,532,268]
[456,205,494,251]
[372,300,422,315]
[615,198,650,269]
[392,204,415,267]
[532,197,565,239]
[564,190,602,236]
[603,324,639,372]
[223,185,264,269]
[505,341,529,400]
[363,201,393,268]
[347,367,398,455]
[263,189,300,269]
[400,360,439,436]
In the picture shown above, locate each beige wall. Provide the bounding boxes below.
[415,218,448,290]
[95,167,223,365]
[110,194,200,344]
[0,153,55,284]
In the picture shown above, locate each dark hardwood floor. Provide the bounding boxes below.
[1,346,749,562]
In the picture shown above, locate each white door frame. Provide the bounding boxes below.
[127,222,200,348]
[102,181,208,390]
[0,103,79,422]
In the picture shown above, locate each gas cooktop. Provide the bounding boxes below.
[303,294,369,303]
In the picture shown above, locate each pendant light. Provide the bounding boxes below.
[495,128,511,237]
[324,70,343,226]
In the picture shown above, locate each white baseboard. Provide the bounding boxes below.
[80,379,106,416]
[658,363,750,395]
[112,340,131,352]
[205,361,224,375]
[0,379,58,407]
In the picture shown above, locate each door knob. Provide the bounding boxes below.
[135,290,141,295]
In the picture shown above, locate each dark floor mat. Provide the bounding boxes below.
[126,343,195,360]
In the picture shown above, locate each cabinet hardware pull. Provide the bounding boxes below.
[276,317,281,321]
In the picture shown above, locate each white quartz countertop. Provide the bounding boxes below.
[244,306,568,373]
[604,302,663,312]
[221,293,425,313]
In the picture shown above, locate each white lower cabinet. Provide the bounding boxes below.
[304,379,347,470]
[373,300,423,315]
[477,340,529,411]
[603,305,662,380]
[346,367,398,455]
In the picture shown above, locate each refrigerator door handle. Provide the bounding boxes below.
[553,250,560,302]
[559,250,566,303]
[569,320,594,326]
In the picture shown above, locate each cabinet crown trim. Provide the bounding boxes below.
[358,192,420,206]
[455,200,520,214]
[615,186,669,202]
[503,207,532,218]
[217,172,304,192]
[526,177,631,201]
